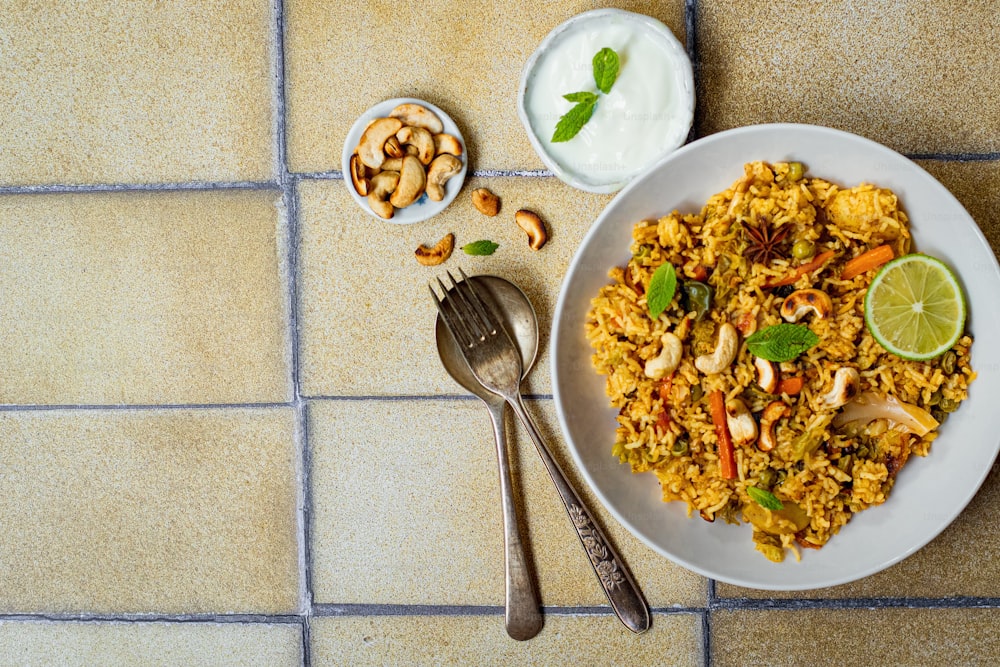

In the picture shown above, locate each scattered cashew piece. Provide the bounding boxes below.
[389,155,427,208]
[472,188,500,217]
[349,153,369,196]
[389,103,444,134]
[759,400,791,451]
[644,332,683,379]
[755,357,778,394]
[414,233,455,266]
[515,210,547,250]
[694,323,739,375]
[725,398,758,445]
[396,125,436,165]
[426,154,463,201]
[821,367,861,408]
[433,133,463,157]
[780,288,833,322]
[357,117,403,170]
[367,171,400,220]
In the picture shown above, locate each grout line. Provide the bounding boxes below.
[301,393,554,402]
[271,1,313,666]
[311,603,705,617]
[0,613,303,625]
[908,152,1000,162]
[0,402,295,412]
[701,610,712,667]
[709,596,1000,611]
[0,181,281,196]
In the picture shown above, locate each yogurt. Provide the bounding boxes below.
[519,10,694,193]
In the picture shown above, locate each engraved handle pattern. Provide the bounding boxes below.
[569,503,625,591]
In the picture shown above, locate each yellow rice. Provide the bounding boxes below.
[586,161,976,562]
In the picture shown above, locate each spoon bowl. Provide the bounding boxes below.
[435,275,538,395]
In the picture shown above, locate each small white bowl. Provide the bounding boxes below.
[518,9,694,194]
[342,97,467,224]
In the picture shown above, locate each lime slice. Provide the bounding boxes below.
[863,254,966,361]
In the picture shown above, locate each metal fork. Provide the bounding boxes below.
[431,269,651,634]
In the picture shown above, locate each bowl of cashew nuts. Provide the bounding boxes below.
[343,98,468,224]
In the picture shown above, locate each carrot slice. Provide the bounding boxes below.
[709,389,737,480]
[766,250,837,288]
[777,376,804,395]
[840,244,894,281]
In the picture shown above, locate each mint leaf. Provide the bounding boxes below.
[592,47,620,94]
[746,323,820,362]
[563,91,598,104]
[647,262,677,319]
[462,240,499,256]
[551,99,597,143]
[747,486,784,510]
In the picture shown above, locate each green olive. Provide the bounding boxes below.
[791,239,815,260]
[787,162,805,181]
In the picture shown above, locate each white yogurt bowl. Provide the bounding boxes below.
[518,9,694,194]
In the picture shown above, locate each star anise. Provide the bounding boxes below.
[741,220,790,265]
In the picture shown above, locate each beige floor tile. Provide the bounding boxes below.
[0,190,291,405]
[296,176,614,397]
[0,2,276,186]
[697,1,1000,155]
[0,621,301,667]
[310,612,702,666]
[283,1,686,173]
[712,607,1000,667]
[0,408,300,614]
[308,399,705,608]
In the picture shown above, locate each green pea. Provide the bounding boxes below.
[926,390,943,407]
[938,397,960,413]
[671,435,690,456]
[787,162,805,181]
[681,280,713,322]
[689,383,704,403]
[791,239,815,260]
[757,468,777,490]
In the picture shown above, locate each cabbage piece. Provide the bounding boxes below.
[831,392,939,436]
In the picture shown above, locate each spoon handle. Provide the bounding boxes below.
[506,393,651,634]
[485,399,544,640]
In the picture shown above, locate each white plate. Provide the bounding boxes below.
[342,97,467,224]
[550,123,1000,590]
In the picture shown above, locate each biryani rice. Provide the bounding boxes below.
[586,161,975,562]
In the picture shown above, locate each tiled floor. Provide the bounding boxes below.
[2,1,999,665]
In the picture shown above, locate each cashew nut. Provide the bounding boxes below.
[433,133,463,157]
[349,152,370,196]
[471,188,500,217]
[389,155,427,209]
[780,288,833,322]
[759,400,791,451]
[396,125,436,166]
[380,157,404,172]
[414,232,455,266]
[725,398,758,446]
[694,323,739,375]
[821,367,861,408]
[367,170,400,220]
[357,117,403,169]
[644,332,683,379]
[426,154,463,201]
[755,357,778,394]
[384,136,405,159]
[389,103,444,134]
[514,209,547,250]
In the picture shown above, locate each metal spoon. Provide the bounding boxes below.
[435,274,543,641]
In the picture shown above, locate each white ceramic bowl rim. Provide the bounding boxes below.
[550,123,1000,589]
[517,9,695,194]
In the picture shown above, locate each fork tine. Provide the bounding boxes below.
[448,269,496,342]
[430,280,474,348]
[456,268,498,336]
[444,270,489,342]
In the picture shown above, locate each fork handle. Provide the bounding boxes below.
[485,399,544,640]
[506,394,651,634]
